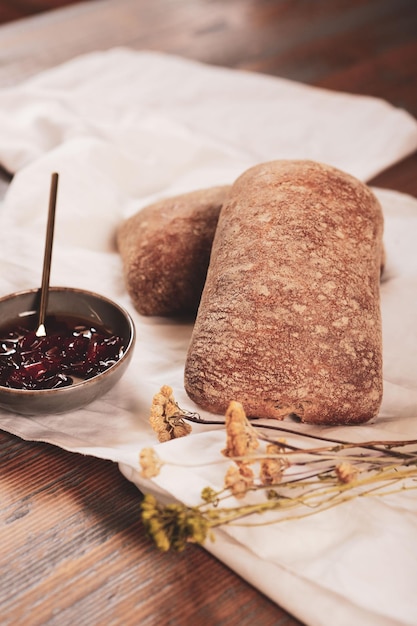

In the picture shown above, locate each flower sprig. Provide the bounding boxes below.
[139,392,417,551]
[149,385,193,442]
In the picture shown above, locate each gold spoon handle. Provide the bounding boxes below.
[36,172,59,337]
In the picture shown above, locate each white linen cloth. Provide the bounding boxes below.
[0,48,417,626]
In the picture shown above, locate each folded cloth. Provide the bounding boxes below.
[1,47,417,181]
[0,48,417,626]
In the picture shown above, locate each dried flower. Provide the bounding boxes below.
[201,487,219,505]
[149,385,192,442]
[172,424,192,438]
[260,443,288,485]
[139,448,163,478]
[139,393,417,553]
[222,401,259,458]
[336,461,359,484]
[141,493,209,551]
[224,463,255,498]
[140,446,417,551]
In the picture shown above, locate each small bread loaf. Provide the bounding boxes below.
[117,186,230,316]
[184,160,384,425]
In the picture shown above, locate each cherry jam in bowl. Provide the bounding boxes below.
[0,287,135,415]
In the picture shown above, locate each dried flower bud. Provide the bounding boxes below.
[157,430,172,443]
[140,494,209,552]
[336,461,358,484]
[153,392,167,406]
[172,423,192,438]
[260,444,287,485]
[160,385,172,396]
[201,486,218,504]
[139,448,163,478]
[149,386,193,441]
[222,401,259,459]
[224,464,254,498]
[237,461,254,479]
[177,510,209,547]
[150,404,164,418]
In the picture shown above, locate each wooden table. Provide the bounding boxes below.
[1,2,416,624]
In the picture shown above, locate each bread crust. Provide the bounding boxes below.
[117,186,230,316]
[184,160,384,425]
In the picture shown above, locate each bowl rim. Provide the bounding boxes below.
[0,286,136,396]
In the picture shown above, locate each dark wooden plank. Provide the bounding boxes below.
[1,431,296,626]
[0,0,87,25]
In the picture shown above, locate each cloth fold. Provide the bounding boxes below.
[1,48,417,181]
[0,49,417,626]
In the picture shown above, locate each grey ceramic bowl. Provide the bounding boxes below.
[0,287,135,416]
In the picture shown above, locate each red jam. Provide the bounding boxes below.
[0,315,124,390]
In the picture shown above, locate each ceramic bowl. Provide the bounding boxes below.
[0,287,135,416]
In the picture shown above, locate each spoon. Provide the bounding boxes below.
[36,172,59,337]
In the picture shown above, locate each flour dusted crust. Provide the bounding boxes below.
[117,186,230,316]
[184,160,384,425]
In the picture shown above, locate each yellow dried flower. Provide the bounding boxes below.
[149,386,192,442]
[201,486,218,504]
[237,461,254,479]
[259,459,281,485]
[172,423,192,438]
[157,430,172,443]
[183,511,210,546]
[224,463,254,498]
[160,385,173,398]
[152,391,167,406]
[139,448,163,478]
[140,494,209,552]
[336,461,359,484]
[222,401,259,459]
[150,403,164,418]
[260,444,288,485]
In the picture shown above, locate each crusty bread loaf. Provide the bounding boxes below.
[117,186,230,316]
[184,160,384,425]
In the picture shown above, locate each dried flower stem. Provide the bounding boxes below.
[141,463,417,550]
[140,396,417,551]
[182,410,417,460]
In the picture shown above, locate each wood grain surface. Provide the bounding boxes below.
[0,1,416,625]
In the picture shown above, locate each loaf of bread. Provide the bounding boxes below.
[117,186,230,316]
[184,160,384,425]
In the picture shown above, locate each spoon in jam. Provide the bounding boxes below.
[36,172,59,337]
